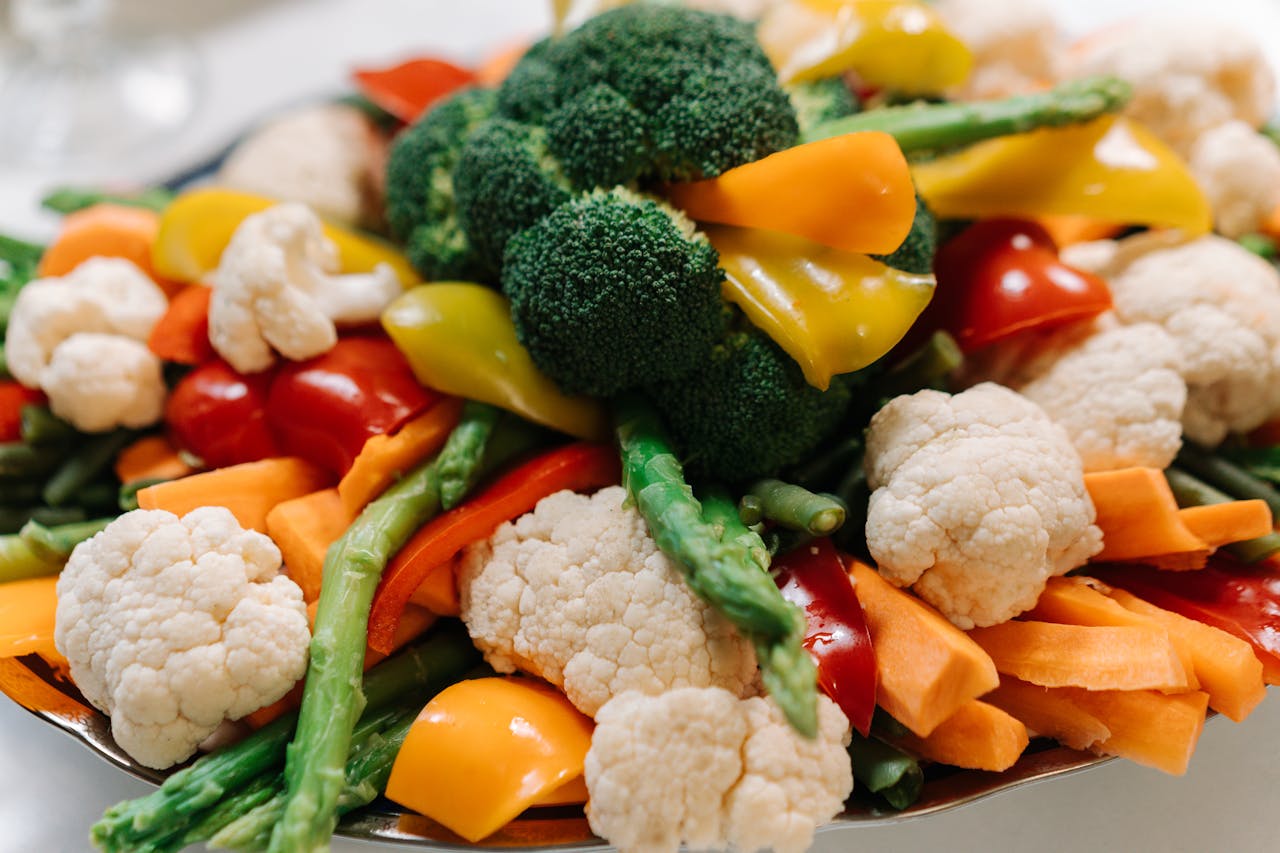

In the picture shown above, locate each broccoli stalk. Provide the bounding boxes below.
[804,76,1133,152]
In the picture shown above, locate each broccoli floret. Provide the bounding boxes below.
[647,327,855,483]
[502,188,725,397]
[453,118,574,273]
[383,88,497,281]
[498,4,798,182]
[871,195,938,275]
[786,78,860,138]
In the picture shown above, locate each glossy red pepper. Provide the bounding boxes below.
[0,382,45,443]
[1090,559,1280,684]
[147,284,214,366]
[928,218,1113,353]
[165,361,279,468]
[773,538,878,736]
[352,57,477,124]
[368,443,621,654]
[266,336,437,476]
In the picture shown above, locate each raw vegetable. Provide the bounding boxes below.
[747,481,846,536]
[0,518,111,584]
[0,576,61,661]
[19,405,75,446]
[264,488,352,604]
[1174,443,1280,518]
[112,435,194,485]
[146,284,213,365]
[1042,687,1209,776]
[165,360,280,469]
[984,678,1112,752]
[1084,467,1210,568]
[871,195,939,275]
[0,382,43,442]
[787,77,860,138]
[847,733,923,810]
[0,232,43,337]
[41,186,175,215]
[1163,468,1278,562]
[135,457,333,533]
[894,700,1029,772]
[36,203,176,294]
[351,56,476,124]
[42,429,135,508]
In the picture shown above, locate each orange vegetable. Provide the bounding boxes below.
[531,774,588,806]
[337,398,464,517]
[1053,687,1210,776]
[0,577,61,664]
[475,40,529,87]
[36,203,179,295]
[1084,467,1209,569]
[968,620,1191,692]
[1034,214,1124,248]
[984,677,1111,751]
[147,284,214,365]
[665,132,916,255]
[264,488,353,604]
[385,677,594,843]
[407,554,460,617]
[848,561,999,737]
[1176,500,1273,549]
[113,435,196,485]
[135,457,334,533]
[896,700,1029,772]
[1261,200,1280,240]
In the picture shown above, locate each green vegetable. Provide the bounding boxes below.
[1238,233,1278,260]
[747,479,846,536]
[383,87,498,281]
[804,77,1132,153]
[1164,467,1280,563]
[787,77,860,138]
[42,429,135,507]
[19,405,78,446]
[0,442,64,479]
[615,395,817,736]
[436,405,502,510]
[92,625,480,853]
[268,403,501,852]
[1175,443,1280,518]
[0,517,111,583]
[0,233,44,336]
[544,82,651,189]
[0,505,87,534]
[848,733,924,810]
[503,188,725,397]
[646,326,853,483]
[871,194,938,275]
[737,494,765,527]
[118,477,170,512]
[41,186,175,215]
[874,331,964,400]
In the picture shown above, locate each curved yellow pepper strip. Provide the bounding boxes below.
[381,283,609,441]
[759,0,972,93]
[708,225,936,391]
[151,188,420,285]
[384,677,594,843]
[911,115,1213,235]
[0,577,63,666]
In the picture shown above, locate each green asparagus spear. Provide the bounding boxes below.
[436,404,502,510]
[1175,444,1280,518]
[42,429,136,507]
[747,479,846,536]
[41,186,175,214]
[804,76,1132,152]
[1164,467,1280,563]
[848,734,924,811]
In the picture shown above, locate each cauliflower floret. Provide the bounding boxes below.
[3,257,168,432]
[457,486,757,717]
[54,507,311,769]
[209,203,402,373]
[935,0,1063,99]
[1064,233,1280,446]
[1063,18,1275,156]
[1189,120,1280,238]
[967,317,1186,472]
[864,383,1103,629]
[217,103,385,229]
[584,687,852,853]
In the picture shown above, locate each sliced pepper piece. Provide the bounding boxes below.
[758,0,972,93]
[708,225,934,389]
[384,677,594,843]
[381,283,609,441]
[351,57,476,124]
[0,576,60,663]
[912,115,1212,235]
[151,188,420,285]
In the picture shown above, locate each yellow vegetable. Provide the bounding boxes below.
[384,677,594,842]
[912,116,1212,235]
[381,283,609,440]
[151,188,420,285]
[708,225,935,390]
[0,577,62,665]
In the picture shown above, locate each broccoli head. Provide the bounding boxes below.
[498,4,798,183]
[383,87,497,281]
[502,188,725,397]
[647,327,855,484]
[871,194,938,275]
[786,78,860,138]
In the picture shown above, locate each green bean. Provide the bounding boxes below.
[42,429,135,507]
[0,442,65,479]
[19,406,79,446]
[748,478,846,535]
[1164,467,1280,563]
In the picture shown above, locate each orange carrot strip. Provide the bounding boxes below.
[1176,500,1273,549]
[984,677,1111,751]
[265,488,354,604]
[113,435,196,485]
[1054,687,1210,776]
[896,700,1029,772]
[37,203,180,296]
[1084,467,1209,569]
[338,398,464,517]
[136,457,334,533]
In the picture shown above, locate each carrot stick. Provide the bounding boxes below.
[984,677,1111,751]
[264,488,354,604]
[1084,467,1209,569]
[37,203,180,296]
[1054,687,1209,776]
[113,435,196,485]
[895,699,1029,772]
[147,284,214,365]
[1175,501,1273,548]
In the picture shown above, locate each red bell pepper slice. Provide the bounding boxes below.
[773,538,878,736]
[147,284,214,365]
[929,218,1113,353]
[1089,559,1280,683]
[165,360,280,469]
[367,442,621,654]
[0,382,45,442]
[352,57,477,124]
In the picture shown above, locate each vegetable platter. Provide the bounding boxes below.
[5,1,1280,851]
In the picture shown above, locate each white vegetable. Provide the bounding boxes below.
[457,486,757,717]
[935,0,1062,99]
[1189,120,1280,239]
[54,507,311,770]
[208,203,402,373]
[864,383,1103,629]
[3,257,168,432]
[584,687,852,853]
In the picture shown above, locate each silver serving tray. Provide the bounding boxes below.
[0,653,1116,849]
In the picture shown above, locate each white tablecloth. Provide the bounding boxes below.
[3,1,1280,851]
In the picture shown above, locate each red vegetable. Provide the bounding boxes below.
[165,361,279,468]
[0,382,44,442]
[773,539,878,736]
[352,57,477,124]
[147,284,214,365]
[929,218,1113,352]
[367,443,621,654]
[266,337,437,476]
[1089,559,1280,684]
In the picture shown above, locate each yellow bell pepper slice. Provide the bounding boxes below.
[759,0,972,94]
[911,115,1213,235]
[708,225,935,390]
[0,577,63,666]
[151,188,420,285]
[381,283,609,441]
[384,677,594,843]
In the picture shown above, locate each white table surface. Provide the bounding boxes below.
[3,1,1280,851]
